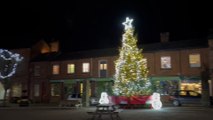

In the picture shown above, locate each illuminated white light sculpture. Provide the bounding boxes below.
[122,17,133,30]
[0,49,23,79]
[99,92,109,104]
[151,92,162,110]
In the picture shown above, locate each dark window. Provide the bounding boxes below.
[99,61,107,77]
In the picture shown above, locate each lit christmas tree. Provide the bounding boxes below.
[113,17,152,97]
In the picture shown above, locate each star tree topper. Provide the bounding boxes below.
[122,17,133,30]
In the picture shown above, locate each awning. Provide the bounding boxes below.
[49,80,64,83]
[183,76,201,80]
[149,76,201,83]
[50,77,114,83]
[50,79,83,83]
[63,79,84,84]
[88,78,114,82]
[149,76,182,81]
[181,76,201,83]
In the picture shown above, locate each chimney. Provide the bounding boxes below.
[160,32,169,43]
[50,40,59,52]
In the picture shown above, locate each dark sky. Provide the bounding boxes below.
[1,0,212,52]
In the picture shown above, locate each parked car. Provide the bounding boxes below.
[18,96,32,107]
[169,90,202,106]
[210,96,213,105]
[10,97,21,103]
[67,93,82,100]
[89,97,99,106]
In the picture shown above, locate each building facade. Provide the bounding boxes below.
[28,38,212,104]
[1,37,213,105]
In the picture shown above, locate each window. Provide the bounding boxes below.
[67,64,75,74]
[80,83,83,97]
[34,84,40,97]
[52,64,60,75]
[82,63,90,73]
[161,56,171,69]
[99,61,107,70]
[180,91,187,96]
[189,54,201,67]
[189,91,199,96]
[51,83,60,96]
[34,65,40,76]
[11,84,22,97]
[99,60,108,77]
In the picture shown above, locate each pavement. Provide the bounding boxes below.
[0,103,213,120]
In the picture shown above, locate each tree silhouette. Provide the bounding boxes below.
[201,64,210,107]
[0,49,23,106]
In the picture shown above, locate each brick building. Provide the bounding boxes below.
[28,36,212,104]
[1,35,213,105]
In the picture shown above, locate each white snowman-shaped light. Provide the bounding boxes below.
[99,92,109,104]
[151,92,162,110]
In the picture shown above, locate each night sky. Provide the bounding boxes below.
[1,0,212,52]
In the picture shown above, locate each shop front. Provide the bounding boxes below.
[49,78,113,104]
[180,76,201,94]
[49,79,83,103]
[150,76,181,95]
[149,76,203,95]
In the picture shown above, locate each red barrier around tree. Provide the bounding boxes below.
[110,95,152,105]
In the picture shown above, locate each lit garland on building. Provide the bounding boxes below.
[113,17,152,97]
[0,49,23,79]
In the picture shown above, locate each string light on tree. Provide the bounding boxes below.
[0,49,23,79]
[113,17,152,97]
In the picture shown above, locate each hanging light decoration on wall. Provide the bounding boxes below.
[0,49,23,79]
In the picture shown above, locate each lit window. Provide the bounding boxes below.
[99,60,107,77]
[52,64,60,75]
[100,61,107,70]
[82,63,90,73]
[80,83,84,97]
[67,64,75,74]
[34,65,40,76]
[189,54,201,67]
[161,56,171,69]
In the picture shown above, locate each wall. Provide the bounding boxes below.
[29,47,210,102]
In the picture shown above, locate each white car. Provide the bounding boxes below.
[89,97,99,106]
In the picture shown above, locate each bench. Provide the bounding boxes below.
[59,99,82,108]
[87,109,123,120]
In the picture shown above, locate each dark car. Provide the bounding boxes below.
[170,90,202,106]
[10,97,21,103]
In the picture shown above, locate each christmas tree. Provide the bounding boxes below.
[113,17,152,97]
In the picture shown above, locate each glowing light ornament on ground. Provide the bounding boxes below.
[151,92,162,110]
[99,92,109,104]
[0,49,23,79]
